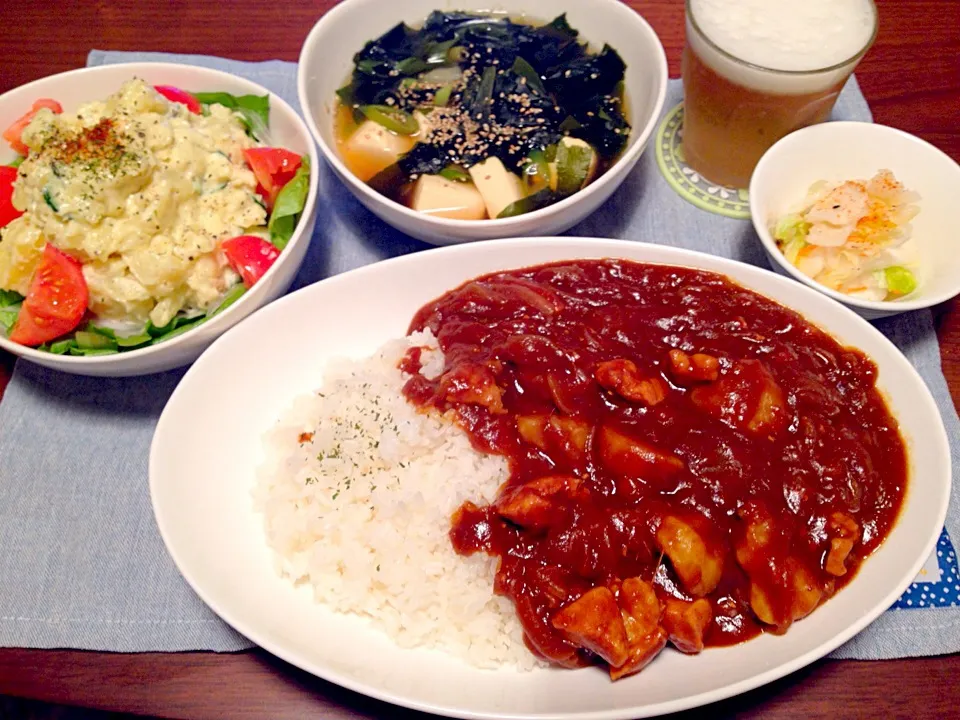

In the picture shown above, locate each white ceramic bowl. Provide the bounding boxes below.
[151,237,949,720]
[297,0,668,245]
[750,121,960,320]
[0,62,319,376]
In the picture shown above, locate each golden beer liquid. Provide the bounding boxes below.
[681,44,845,189]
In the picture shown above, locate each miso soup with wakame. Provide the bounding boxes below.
[334,11,631,220]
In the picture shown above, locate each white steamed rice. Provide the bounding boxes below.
[253,330,541,670]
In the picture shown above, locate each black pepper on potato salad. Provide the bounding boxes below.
[0,78,310,354]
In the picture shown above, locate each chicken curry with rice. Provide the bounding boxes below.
[403,259,907,680]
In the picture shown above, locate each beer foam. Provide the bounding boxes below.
[688,0,876,94]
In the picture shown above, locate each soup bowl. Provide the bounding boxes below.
[297,0,668,245]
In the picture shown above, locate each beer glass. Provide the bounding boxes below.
[681,0,878,189]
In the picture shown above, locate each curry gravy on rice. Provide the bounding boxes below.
[259,259,906,680]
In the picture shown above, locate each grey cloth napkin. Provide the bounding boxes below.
[0,51,956,659]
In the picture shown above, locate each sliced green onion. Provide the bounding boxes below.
[396,57,430,76]
[439,165,470,182]
[360,105,419,135]
[42,187,58,212]
[425,39,457,64]
[433,84,454,107]
[497,189,558,219]
[511,57,546,94]
[522,149,550,192]
[476,66,496,108]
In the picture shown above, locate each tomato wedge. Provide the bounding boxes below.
[0,165,23,228]
[154,85,202,114]
[243,148,302,209]
[9,244,88,346]
[3,98,63,156]
[221,235,280,287]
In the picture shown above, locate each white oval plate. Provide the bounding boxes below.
[150,237,950,719]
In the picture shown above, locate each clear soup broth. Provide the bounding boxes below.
[334,11,631,221]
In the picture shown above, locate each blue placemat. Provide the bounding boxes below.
[0,51,956,658]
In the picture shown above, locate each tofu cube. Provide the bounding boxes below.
[410,175,487,220]
[468,157,524,219]
[342,119,416,182]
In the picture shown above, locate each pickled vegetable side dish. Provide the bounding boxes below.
[772,170,921,302]
[334,12,631,220]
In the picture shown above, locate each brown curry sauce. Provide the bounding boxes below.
[402,259,906,678]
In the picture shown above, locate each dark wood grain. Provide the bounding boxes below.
[0,0,958,717]
[0,648,957,720]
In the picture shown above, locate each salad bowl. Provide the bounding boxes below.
[0,62,319,376]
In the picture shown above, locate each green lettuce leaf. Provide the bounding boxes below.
[193,92,270,140]
[268,156,310,250]
[0,290,23,334]
[74,331,118,351]
[47,338,76,355]
[208,283,247,318]
[0,305,20,333]
[773,213,810,246]
[0,289,24,307]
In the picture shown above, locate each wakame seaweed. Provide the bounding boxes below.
[338,11,631,175]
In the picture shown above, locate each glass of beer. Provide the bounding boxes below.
[682,0,878,189]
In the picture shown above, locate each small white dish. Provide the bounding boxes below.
[0,63,319,376]
[297,0,668,245]
[151,236,949,720]
[750,121,960,320]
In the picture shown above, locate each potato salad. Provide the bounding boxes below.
[0,79,310,354]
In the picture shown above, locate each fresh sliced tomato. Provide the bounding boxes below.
[0,165,23,228]
[3,98,63,156]
[9,244,88,346]
[243,148,302,208]
[221,235,280,287]
[154,85,202,114]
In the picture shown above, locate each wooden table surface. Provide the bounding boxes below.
[1,1,958,718]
